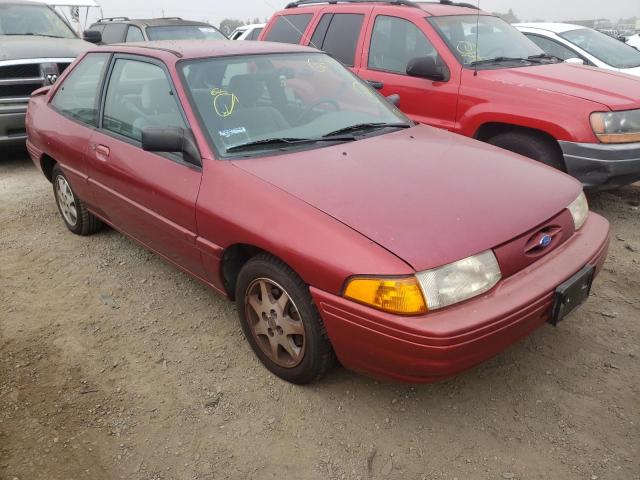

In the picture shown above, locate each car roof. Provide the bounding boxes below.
[91,39,319,61]
[514,23,587,34]
[92,18,213,28]
[281,1,486,17]
[0,0,48,4]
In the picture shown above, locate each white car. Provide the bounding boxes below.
[515,23,640,77]
[627,34,640,50]
[229,23,265,41]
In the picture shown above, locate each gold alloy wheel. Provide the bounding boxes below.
[244,278,306,368]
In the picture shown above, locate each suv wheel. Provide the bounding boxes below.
[52,164,102,235]
[235,254,335,384]
[487,131,565,171]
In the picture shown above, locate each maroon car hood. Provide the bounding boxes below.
[233,125,582,271]
[484,63,640,110]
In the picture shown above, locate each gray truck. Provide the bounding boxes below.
[0,0,100,145]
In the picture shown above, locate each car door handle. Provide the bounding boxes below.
[93,144,110,162]
[367,80,384,90]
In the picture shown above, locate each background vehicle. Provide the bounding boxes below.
[88,17,226,43]
[261,0,640,190]
[26,41,609,384]
[230,23,265,41]
[0,0,99,146]
[516,23,640,77]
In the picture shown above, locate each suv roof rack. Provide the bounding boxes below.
[436,0,479,9]
[97,17,130,23]
[156,17,184,20]
[284,0,479,8]
[285,0,418,9]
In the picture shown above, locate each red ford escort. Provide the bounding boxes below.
[26,41,610,384]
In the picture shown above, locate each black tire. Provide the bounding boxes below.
[52,164,102,236]
[487,131,565,171]
[235,253,335,384]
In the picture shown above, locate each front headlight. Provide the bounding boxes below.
[416,250,502,311]
[567,192,589,230]
[590,110,640,144]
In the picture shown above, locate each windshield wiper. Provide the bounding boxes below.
[527,53,561,63]
[469,56,532,67]
[225,136,356,153]
[322,122,412,138]
[2,33,65,38]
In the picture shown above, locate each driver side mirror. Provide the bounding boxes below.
[142,127,201,167]
[83,30,102,44]
[406,56,450,82]
[564,57,585,65]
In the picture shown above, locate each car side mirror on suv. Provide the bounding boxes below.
[142,127,201,167]
[83,30,102,44]
[565,57,585,65]
[406,56,450,82]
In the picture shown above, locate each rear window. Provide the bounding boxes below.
[265,14,313,44]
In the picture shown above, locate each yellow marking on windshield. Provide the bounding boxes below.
[211,87,239,117]
[307,58,328,72]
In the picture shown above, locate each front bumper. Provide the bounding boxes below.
[0,100,28,144]
[311,213,610,384]
[560,140,640,190]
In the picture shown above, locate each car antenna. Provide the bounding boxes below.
[474,0,480,76]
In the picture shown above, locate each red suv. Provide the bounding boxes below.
[261,0,640,189]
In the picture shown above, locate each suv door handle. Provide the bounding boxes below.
[367,80,384,90]
[94,144,110,162]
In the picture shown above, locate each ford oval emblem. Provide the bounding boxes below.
[539,234,553,248]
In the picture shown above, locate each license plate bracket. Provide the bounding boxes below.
[550,265,595,326]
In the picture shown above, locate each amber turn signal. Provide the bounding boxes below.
[343,276,428,315]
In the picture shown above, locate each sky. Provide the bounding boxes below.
[82,0,639,27]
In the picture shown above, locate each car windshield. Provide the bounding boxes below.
[429,15,544,68]
[180,53,410,157]
[560,28,640,69]
[146,25,226,41]
[0,3,76,38]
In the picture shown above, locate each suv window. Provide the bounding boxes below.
[369,16,436,74]
[265,14,312,44]
[310,14,364,67]
[524,34,578,61]
[101,23,127,43]
[103,59,186,142]
[51,53,110,125]
[125,25,145,42]
[247,27,263,41]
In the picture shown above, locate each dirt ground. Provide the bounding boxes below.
[1,146,639,480]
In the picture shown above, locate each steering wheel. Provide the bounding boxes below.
[296,99,340,123]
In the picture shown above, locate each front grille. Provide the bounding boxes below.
[0,64,41,78]
[0,83,43,98]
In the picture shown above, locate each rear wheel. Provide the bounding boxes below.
[487,131,565,171]
[235,254,335,384]
[52,164,102,236]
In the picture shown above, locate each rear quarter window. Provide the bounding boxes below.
[265,14,313,44]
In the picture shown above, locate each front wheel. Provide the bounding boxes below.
[235,254,335,384]
[52,164,102,236]
[487,131,565,171]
